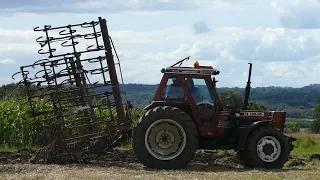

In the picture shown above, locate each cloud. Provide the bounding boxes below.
[1,0,195,14]
[227,27,320,62]
[0,59,15,64]
[262,56,320,86]
[1,24,320,87]
[0,0,250,14]
[193,21,211,34]
[272,0,320,29]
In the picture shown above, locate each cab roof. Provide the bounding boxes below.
[161,57,220,76]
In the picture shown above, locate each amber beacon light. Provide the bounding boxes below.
[194,61,199,68]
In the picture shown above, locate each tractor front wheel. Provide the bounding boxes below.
[239,126,289,169]
[133,106,198,169]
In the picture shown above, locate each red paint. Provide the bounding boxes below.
[151,66,286,139]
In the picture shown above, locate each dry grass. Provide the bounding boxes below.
[1,132,319,180]
[0,163,319,180]
[286,132,320,141]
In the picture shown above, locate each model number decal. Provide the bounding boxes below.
[244,112,264,116]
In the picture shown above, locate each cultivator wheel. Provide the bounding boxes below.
[12,17,132,163]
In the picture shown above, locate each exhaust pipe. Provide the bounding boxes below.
[242,63,252,110]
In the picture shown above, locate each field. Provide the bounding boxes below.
[0,132,319,180]
[0,163,319,180]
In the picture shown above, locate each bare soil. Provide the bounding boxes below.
[0,148,319,169]
[0,150,319,179]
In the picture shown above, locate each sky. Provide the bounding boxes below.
[0,0,320,88]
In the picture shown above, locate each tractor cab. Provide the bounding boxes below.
[145,58,223,137]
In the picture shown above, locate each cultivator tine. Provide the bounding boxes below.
[12,17,131,163]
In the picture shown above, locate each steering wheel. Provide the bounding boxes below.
[196,101,215,122]
[196,101,214,110]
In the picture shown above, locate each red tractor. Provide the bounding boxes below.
[132,57,296,169]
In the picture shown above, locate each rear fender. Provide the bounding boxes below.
[237,120,272,150]
[141,101,198,134]
[144,101,193,118]
[143,101,190,111]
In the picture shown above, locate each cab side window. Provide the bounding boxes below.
[161,76,185,99]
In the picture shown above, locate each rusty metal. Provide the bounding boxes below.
[99,17,125,123]
[12,17,131,162]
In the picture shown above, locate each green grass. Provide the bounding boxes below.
[117,139,133,151]
[116,132,320,158]
[285,132,320,157]
[287,118,314,122]
[0,144,39,152]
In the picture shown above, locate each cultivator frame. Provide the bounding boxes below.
[12,17,136,162]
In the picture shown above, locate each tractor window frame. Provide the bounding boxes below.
[160,76,185,100]
[184,76,216,104]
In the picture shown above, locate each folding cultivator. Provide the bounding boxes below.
[12,17,138,162]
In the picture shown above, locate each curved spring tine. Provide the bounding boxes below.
[90,67,108,75]
[59,29,76,36]
[61,40,79,47]
[38,48,56,55]
[86,45,95,51]
[33,26,42,31]
[12,70,30,80]
[49,59,63,67]
[84,32,101,39]
[60,78,75,86]
[35,69,53,79]
[36,36,46,43]
[44,25,52,30]
[58,68,69,75]
[12,71,22,80]
[49,36,69,43]
[36,36,50,48]
[88,56,105,63]
[33,59,50,66]
[80,21,99,28]
[73,34,83,39]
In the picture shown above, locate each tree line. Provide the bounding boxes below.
[1,83,320,119]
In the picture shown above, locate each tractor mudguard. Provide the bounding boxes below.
[143,101,190,111]
[237,120,272,150]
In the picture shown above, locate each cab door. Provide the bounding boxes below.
[184,76,219,132]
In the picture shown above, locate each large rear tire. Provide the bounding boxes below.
[239,126,289,169]
[133,106,198,169]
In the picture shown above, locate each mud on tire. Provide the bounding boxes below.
[239,126,289,169]
[133,106,198,169]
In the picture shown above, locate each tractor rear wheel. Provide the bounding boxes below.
[239,126,289,169]
[133,106,198,169]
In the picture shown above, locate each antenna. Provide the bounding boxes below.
[170,56,190,67]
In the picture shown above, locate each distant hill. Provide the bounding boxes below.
[1,83,319,118]
[122,83,320,118]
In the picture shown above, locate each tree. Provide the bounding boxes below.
[310,99,320,133]
[218,90,268,111]
[285,122,300,133]
[248,101,267,110]
[218,90,244,110]
[310,119,320,133]
[314,99,320,119]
